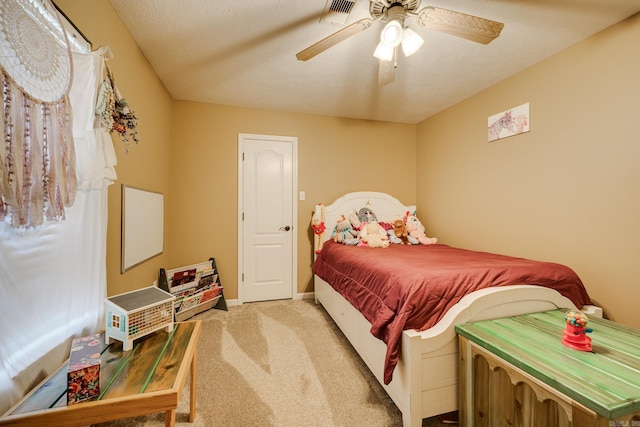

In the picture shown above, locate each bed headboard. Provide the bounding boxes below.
[312,192,416,249]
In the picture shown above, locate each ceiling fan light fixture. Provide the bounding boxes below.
[373,41,394,61]
[380,19,403,47]
[400,27,424,57]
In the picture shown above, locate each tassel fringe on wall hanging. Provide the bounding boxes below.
[0,0,77,228]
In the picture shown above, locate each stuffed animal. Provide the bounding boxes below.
[347,209,362,232]
[357,207,378,224]
[387,229,401,244]
[359,221,390,248]
[332,215,359,245]
[311,204,326,253]
[405,213,437,245]
[391,219,411,245]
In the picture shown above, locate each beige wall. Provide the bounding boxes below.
[0,0,174,412]
[56,0,173,296]
[7,0,632,415]
[170,102,416,298]
[43,1,418,301]
[416,14,640,327]
[57,1,638,327]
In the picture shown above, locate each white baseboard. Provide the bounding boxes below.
[223,292,315,307]
[296,292,315,300]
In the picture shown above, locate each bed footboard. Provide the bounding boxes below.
[315,276,601,427]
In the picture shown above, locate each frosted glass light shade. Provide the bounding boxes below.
[380,20,403,47]
[373,42,394,61]
[401,28,424,57]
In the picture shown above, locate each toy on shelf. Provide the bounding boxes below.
[562,310,593,352]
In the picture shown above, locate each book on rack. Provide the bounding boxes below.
[171,269,197,288]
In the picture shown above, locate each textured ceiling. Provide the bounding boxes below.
[108,0,640,124]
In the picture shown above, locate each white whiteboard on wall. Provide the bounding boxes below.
[121,185,164,273]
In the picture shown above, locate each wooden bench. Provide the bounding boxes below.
[456,310,640,426]
[0,320,201,427]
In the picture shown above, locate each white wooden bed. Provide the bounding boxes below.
[312,191,602,427]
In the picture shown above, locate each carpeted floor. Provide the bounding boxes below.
[102,299,454,426]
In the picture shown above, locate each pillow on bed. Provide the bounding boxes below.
[378,221,393,231]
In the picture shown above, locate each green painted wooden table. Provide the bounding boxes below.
[456,310,640,427]
[0,321,201,427]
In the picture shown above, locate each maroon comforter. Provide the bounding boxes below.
[312,241,591,384]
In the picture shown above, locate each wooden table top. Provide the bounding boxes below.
[0,320,200,426]
[456,310,640,419]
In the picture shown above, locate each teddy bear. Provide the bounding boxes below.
[391,218,412,245]
[405,213,437,245]
[332,215,359,245]
[359,220,390,248]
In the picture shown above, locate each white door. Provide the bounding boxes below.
[238,133,297,303]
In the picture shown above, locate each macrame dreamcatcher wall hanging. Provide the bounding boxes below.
[0,0,77,228]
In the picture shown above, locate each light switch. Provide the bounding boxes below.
[300,191,306,201]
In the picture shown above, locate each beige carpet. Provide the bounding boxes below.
[103,299,454,426]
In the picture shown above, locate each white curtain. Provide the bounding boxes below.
[0,46,116,411]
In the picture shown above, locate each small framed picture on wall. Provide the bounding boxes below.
[488,102,530,142]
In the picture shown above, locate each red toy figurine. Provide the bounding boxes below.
[562,310,593,352]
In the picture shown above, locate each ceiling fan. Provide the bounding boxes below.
[296,0,504,86]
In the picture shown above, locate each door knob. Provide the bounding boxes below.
[279,226,291,231]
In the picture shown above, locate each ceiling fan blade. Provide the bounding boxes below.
[296,19,373,61]
[378,52,396,86]
[416,7,504,45]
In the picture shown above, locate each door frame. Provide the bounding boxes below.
[237,133,298,305]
